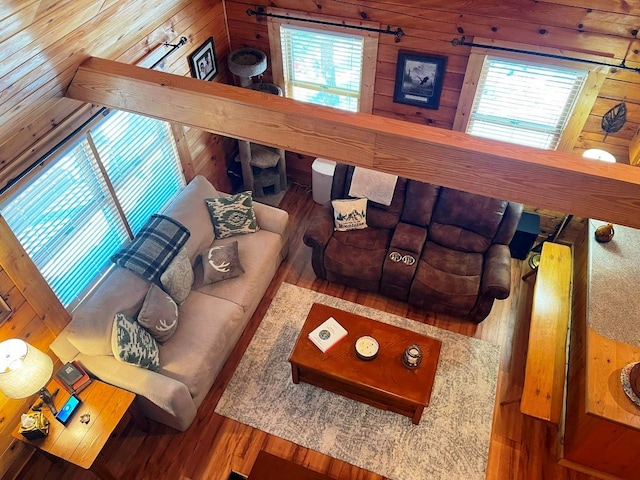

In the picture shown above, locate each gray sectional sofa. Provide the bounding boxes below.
[50,176,290,431]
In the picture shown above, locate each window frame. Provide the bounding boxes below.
[453,38,608,152]
[267,8,379,114]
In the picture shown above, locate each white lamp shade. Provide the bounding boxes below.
[0,339,53,399]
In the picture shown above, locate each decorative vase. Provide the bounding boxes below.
[595,223,615,243]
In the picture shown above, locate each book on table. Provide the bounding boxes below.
[308,316,348,353]
[55,360,92,394]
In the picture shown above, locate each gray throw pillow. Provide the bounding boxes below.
[205,191,259,239]
[111,313,160,372]
[111,214,190,282]
[200,241,244,284]
[160,247,193,304]
[137,284,179,343]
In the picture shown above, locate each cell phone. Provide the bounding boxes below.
[55,394,81,425]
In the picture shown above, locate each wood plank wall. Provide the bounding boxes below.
[0,1,231,477]
[225,0,640,241]
[0,0,234,194]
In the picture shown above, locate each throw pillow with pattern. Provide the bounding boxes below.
[205,191,259,239]
[200,241,244,284]
[332,198,368,231]
[137,284,179,344]
[111,214,190,282]
[160,247,193,304]
[111,313,160,371]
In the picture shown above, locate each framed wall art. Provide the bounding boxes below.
[393,51,447,109]
[188,37,219,82]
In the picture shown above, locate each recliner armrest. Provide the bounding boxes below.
[480,243,512,299]
[469,244,512,323]
[303,205,334,279]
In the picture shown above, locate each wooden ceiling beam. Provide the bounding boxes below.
[66,57,640,229]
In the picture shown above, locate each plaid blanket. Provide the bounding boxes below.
[111,214,190,282]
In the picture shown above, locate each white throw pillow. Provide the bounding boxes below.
[332,198,368,231]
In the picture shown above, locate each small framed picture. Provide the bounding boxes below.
[188,37,218,82]
[393,51,447,110]
[0,296,12,324]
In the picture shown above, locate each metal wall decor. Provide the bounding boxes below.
[602,101,627,140]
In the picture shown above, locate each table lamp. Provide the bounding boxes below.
[0,339,58,415]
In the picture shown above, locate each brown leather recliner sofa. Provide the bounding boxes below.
[303,164,523,323]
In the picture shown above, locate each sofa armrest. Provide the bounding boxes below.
[253,201,289,236]
[302,205,334,279]
[469,244,512,323]
[76,354,197,432]
[481,244,512,299]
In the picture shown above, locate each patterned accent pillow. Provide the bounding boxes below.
[111,214,190,282]
[160,247,193,304]
[200,241,244,285]
[111,313,160,371]
[332,198,368,231]
[205,191,259,239]
[137,284,179,344]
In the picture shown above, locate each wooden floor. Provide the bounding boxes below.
[15,184,597,480]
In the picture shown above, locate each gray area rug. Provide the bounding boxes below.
[215,283,500,480]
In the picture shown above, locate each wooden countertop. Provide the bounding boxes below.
[586,220,640,429]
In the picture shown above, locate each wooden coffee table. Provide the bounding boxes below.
[289,303,442,424]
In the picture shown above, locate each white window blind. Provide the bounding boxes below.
[90,111,184,235]
[467,57,588,150]
[1,111,185,308]
[280,25,364,112]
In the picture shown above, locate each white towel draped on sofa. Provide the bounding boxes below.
[348,166,398,206]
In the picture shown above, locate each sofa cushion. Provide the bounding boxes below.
[161,175,218,266]
[205,191,259,239]
[160,291,246,405]
[67,267,150,356]
[332,198,367,231]
[324,228,392,286]
[138,284,179,344]
[111,214,190,282]
[401,180,440,227]
[410,241,483,312]
[160,247,193,305]
[111,313,160,372]
[200,241,244,284]
[193,230,283,312]
[430,188,507,253]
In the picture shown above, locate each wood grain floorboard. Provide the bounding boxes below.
[14,184,598,480]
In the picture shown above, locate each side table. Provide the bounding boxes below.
[12,378,146,480]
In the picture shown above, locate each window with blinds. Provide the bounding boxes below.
[467,57,588,150]
[279,25,364,112]
[1,111,185,308]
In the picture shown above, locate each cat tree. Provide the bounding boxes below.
[227,48,287,197]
